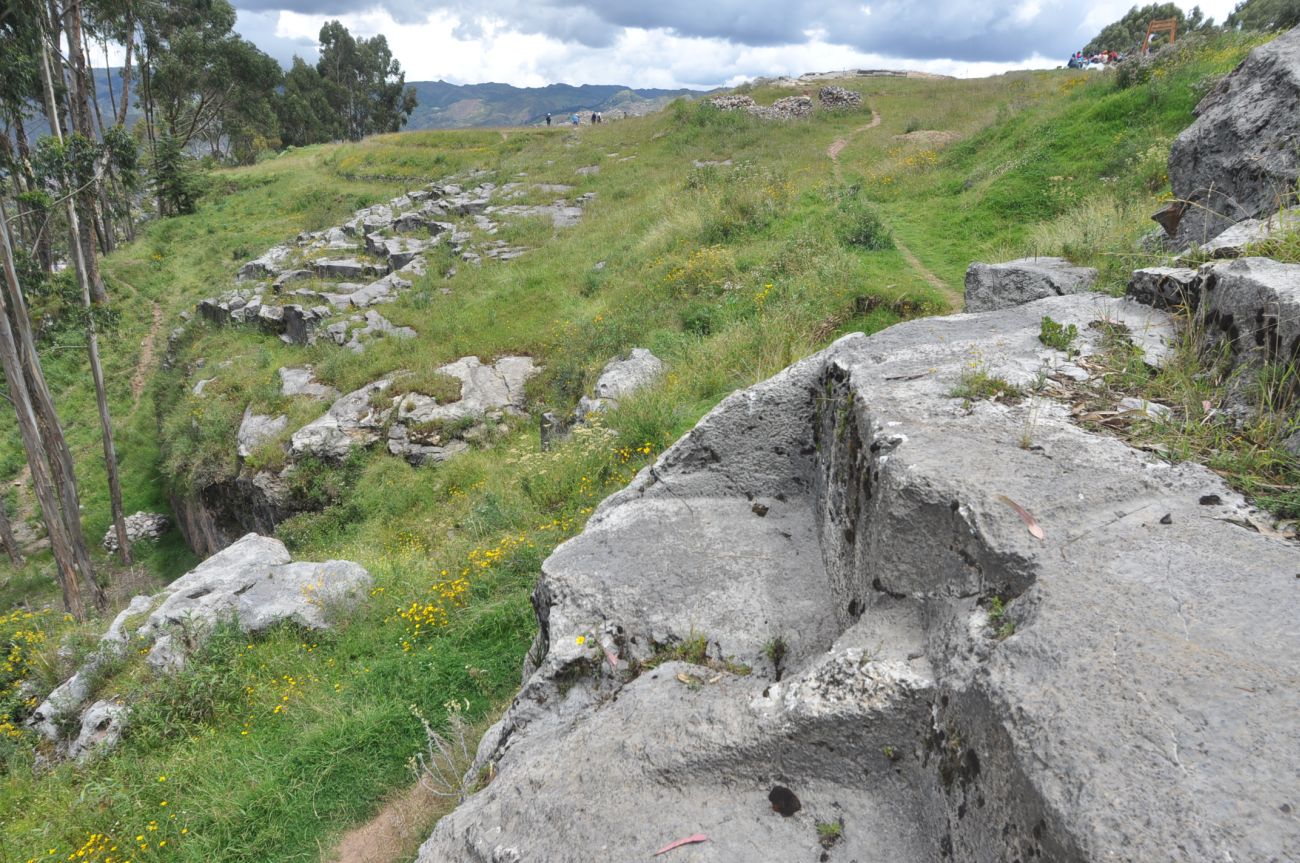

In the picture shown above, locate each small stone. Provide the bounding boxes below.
[752,502,769,517]
[1160,513,1173,525]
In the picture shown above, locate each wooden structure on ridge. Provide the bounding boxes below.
[1141,18,1178,55]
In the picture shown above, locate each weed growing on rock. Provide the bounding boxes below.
[816,819,844,849]
[987,597,1015,640]
[1039,316,1079,354]
[951,364,1023,404]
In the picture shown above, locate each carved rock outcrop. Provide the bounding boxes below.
[419,294,1297,863]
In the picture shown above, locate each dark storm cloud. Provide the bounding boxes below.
[235,0,1090,63]
[233,9,321,64]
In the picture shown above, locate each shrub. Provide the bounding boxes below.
[836,191,894,250]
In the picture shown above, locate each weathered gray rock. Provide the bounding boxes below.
[489,202,585,228]
[348,272,413,308]
[29,595,153,744]
[237,245,294,281]
[1282,428,1300,458]
[102,511,170,553]
[271,269,315,291]
[170,470,299,557]
[964,257,1097,312]
[386,424,470,466]
[574,165,600,177]
[314,258,389,280]
[1127,266,1200,310]
[237,407,288,458]
[1194,257,1300,406]
[575,348,663,418]
[394,356,537,428]
[420,293,1298,863]
[1117,396,1173,420]
[1183,208,1300,259]
[279,365,339,400]
[1162,25,1300,247]
[137,533,371,672]
[67,700,128,763]
[342,310,417,352]
[291,379,393,459]
[365,234,433,269]
[344,204,394,236]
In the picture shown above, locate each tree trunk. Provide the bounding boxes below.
[36,35,114,604]
[11,115,52,273]
[116,11,134,128]
[37,32,131,572]
[0,205,84,619]
[58,1,110,300]
[0,492,24,568]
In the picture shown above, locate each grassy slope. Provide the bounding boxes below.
[0,33,1279,863]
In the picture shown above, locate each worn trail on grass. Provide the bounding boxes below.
[131,301,163,405]
[329,782,448,863]
[827,110,961,309]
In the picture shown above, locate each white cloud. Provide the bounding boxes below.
[263,7,1063,88]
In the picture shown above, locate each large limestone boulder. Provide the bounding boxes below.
[575,348,663,418]
[1164,25,1300,247]
[137,533,371,672]
[419,294,1298,863]
[237,407,287,458]
[964,257,1097,311]
[30,537,372,760]
[394,356,537,427]
[291,379,393,459]
[1194,257,1300,405]
[279,365,339,400]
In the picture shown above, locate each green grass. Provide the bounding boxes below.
[0,30,1285,863]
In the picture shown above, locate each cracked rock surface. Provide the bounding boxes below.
[419,294,1298,863]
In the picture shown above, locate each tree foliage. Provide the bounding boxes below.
[1226,0,1300,30]
[1083,4,1217,54]
[142,0,282,160]
[275,21,417,145]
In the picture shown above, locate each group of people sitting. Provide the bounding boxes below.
[544,111,606,126]
[1067,49,1125,67]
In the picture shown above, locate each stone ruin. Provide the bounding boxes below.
[818,85,863,107]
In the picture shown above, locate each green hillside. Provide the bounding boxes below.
[0,31,1279,863]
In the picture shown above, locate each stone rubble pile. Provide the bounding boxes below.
[818,85,862,107]
[708,93,816,120]
[101,511,170,553]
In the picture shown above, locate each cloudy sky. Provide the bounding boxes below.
[230,1,1240,88]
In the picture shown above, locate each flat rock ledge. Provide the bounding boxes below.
[964,257,1097,312]
[29,534,371,761]
[419,293,1297,863]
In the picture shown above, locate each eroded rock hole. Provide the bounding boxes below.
[768,785,801,817]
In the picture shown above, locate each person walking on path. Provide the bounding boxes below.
[546,112,552,126]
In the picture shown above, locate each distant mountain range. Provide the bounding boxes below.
[405,81,715,128]
[50,72,712,136]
